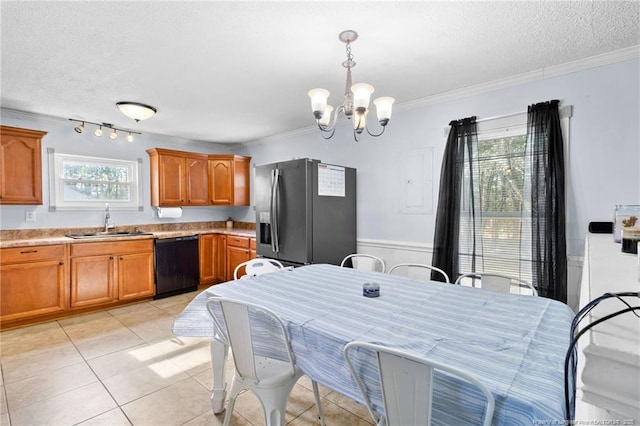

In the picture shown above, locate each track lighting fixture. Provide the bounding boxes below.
[68,119,141,143]
[116,102,157,122]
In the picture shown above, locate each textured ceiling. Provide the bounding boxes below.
[1,1,639,143]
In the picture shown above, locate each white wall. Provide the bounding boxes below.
[239,58,640,259]
[0,110,253,229]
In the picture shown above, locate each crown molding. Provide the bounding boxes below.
[397,45,640,112]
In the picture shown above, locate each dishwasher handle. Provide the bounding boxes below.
[155,235,199,245]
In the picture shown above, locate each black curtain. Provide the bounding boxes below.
[526,100,567,303]
[431,117,478,282]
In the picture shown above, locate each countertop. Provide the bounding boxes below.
[0,227,256,249]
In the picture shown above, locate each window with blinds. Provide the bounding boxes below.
[458,133,533,283]
[48,152,142,210]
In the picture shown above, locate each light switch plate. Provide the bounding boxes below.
[25,210,36,222]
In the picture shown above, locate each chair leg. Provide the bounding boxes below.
[253,381,297,426]
[312,380,326,426]
[223,377,241,426]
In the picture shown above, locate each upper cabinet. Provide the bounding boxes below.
[147,148,209,206]
[147,148,250,207]
[209,155,250,206]
[0,125,47,205]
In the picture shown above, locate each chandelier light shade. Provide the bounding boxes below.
[68,119,141,143]
[308,30,395,141]
[116,101,157,122]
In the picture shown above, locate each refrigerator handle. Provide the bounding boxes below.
[270,168,280,253]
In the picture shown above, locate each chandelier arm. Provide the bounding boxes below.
[317,105,345,135]
[352,130,361,142]
[366,124,387,138]
[318,124,336,140]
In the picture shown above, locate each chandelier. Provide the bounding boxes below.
[308,30,395,141]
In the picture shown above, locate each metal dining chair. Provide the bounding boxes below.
[340,254,386,273]
[387,263,450,283]
[233,258,285,280]
[344,341,495,426]
[454,272,538,296]
[206,296,325,426]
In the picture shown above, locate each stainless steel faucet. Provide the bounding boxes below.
[104,203,115,232]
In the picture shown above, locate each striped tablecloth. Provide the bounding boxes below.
[173,263,574,425]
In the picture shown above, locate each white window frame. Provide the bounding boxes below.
[48,148,143,211]
[457,105,572,282]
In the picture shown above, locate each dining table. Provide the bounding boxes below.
[172,263,575,425]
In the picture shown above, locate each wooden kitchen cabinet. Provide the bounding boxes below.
[208,155,250,206]
[147,148,209,206]
[226,235,251,281]
[250,237,257,259]
[0,244,68,323]
[199,233,228,284]
[70,240,154,308]
[0,125,46,205]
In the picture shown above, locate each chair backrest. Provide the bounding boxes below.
[387,263,450,283]
[340,254,386,273]
[455,272,538,296]
[206,296,295,382]
[344,342,494,426]
[234,258,285,280]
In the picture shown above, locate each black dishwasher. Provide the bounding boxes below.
[154,235,200,299]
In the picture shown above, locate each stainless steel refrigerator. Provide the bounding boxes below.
[255,158,356,266]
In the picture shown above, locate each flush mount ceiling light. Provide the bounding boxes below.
[308,30,395,142]
[116,102,157,122]
[68,119,141,142]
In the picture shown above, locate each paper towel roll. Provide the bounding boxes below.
[157,207,182,218]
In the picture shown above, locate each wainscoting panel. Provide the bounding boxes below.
[356,238,583,312]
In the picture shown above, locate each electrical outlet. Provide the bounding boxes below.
[25,210,36,222]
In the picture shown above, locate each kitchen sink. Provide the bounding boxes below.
[66,231,154,239]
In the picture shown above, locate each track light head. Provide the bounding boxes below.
[69,119,140,142]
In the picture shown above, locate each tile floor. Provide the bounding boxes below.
[0,290,374,426]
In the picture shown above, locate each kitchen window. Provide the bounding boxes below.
[48,150,142,210]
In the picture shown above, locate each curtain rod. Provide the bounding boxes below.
[475,110,526,123]
[477,105,572,123]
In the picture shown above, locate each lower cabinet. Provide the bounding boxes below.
[226,235,251,281]
[70,240,154,309]
[200,234,256,284]
[250,237,256,259]
[0,244,68,323]
[199,233,227,284]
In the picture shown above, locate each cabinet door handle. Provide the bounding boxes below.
[20,250,38,254]
[59,261,64,266]
[109,256,114,260]
[120,257,123,261]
